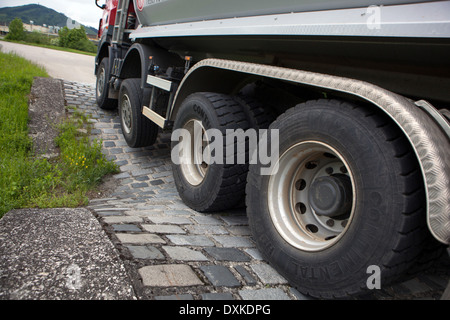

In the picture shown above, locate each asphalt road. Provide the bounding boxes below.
[0,40,96,85]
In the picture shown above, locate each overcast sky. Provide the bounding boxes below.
[0,0,105,28]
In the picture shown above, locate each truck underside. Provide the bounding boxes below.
[94,0,450,298]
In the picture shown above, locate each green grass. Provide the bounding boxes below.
[0,52,118,218]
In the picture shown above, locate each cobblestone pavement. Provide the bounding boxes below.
[63,81,450,300]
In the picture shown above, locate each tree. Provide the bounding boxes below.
[6,18,26,41]
[58,26,96,53]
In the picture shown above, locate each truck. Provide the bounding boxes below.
[94,0,450,298]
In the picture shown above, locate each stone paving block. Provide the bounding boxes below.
[164,209,194,216]
[104,141,116,147]
[115,160,129,167]
[227,226,252,236]
[137,190,156,197]
[250,263,288,285]
[239,288,291,300]
[94,122,111,128]
[152,171,171,179]
[148,216,192,225]
[201,293,234,300]
[220,215,248,226]
[200,266,241,287]
[129,205,170,212]
[95,207,131,212]
[125,210,165,217]
[112,171,130,179]
[131,182,149,188]
[167,235,215,247]
[186,224,228,235]
[139,264,203,287]
[103,216,142,224]
[163,246,208,261]
[135,176,150,181]
[245,247,265,259]
[143,199,174,206]
[212,235,254,248]
[102,129,117,134]
[204,247,251,262]
[88,197,118,203]
[112,224,142,232]
[149,179,164,185]
[142,224,185,234]
[155,294,194,300]
[234,265,257,285]
[94,211,124,216]
[126,245,164,259]
[192,216,224,225]
[116,233,165,244]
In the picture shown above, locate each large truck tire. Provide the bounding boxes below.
[232,95,276,207]
[234,95,275,130]
[171,92,249,212]
[118,78,159,148]
[246,99,428,298]
[96,58,117,110]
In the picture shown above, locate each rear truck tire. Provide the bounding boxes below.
[119,78,159,148]
[96,58,117,110]
[171,92,249,212]
[246,99,428,298]
[234,95,275,130]
[232,95,276,207]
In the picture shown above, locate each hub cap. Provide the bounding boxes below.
[96,67,105,97]
[179,120,209,186]
[268,141,356,251]
[120,94,132,134]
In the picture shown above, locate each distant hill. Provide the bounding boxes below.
[0,4,97,36]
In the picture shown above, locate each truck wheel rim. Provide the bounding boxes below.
[180,119,209,186]
[121,94,132,134]
[268,141,356,252]
[97,68,105,97]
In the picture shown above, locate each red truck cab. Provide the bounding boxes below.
[97,0,118,39]
[97,0,136,39]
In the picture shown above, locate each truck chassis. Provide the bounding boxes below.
[94,0,450,298]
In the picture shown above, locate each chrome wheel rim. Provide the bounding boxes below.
[179,120,209,186]
[268,141,356,252]
[96,67,105,97]
[120,94,132,134]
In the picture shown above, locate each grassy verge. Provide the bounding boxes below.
[0,38,97,57]
[0,52,117,218]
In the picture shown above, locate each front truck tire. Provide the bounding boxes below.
[118,78,159,148]
[171,92,249,212]
[246,99,429,299]
[96,58,117,110]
